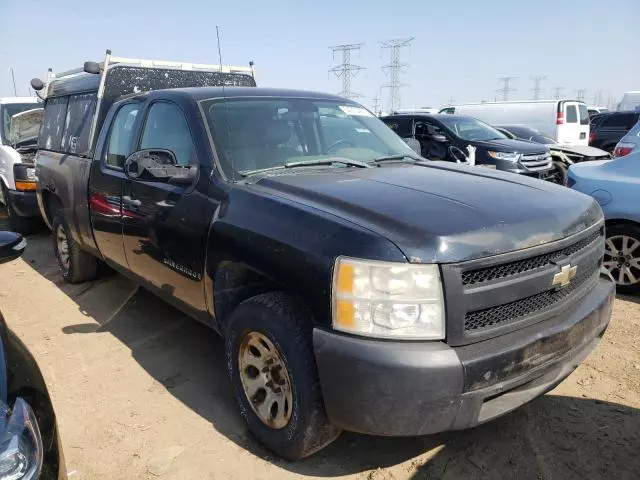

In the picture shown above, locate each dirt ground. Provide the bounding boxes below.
[0,215,638,480]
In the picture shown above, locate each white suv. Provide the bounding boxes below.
[0,97,42,232]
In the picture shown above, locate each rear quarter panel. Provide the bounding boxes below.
[35,149,98,254]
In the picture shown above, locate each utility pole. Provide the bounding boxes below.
[497,77,517,101]
[553,86,564,100]
[593,91,603,106]
[531,75,546,100]
[380,37,414,112]
[447,96,454,106]
[10,67,17,96]
[576,89,586,101]
[371,95,381,116]
[328,43,365,99]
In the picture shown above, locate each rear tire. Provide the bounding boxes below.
[225,292,340,460]
[1,184,34,234]
[604,223,640,295]
[51,210,98,283]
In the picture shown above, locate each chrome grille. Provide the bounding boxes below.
[520,153,552,171]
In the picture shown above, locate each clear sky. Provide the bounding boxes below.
[1,0,638,111]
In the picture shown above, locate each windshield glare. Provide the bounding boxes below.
[202,98,415,178]
[438,116,507,142]
[1,103,41,144]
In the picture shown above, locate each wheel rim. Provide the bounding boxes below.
[56,225,70,272]
[238,331,293,429]
[604,234,640,286]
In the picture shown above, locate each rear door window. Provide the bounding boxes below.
[578,104,589,125]
[61,93,97,156]
[38,96,69,151]
[105,103,141,169]
[565,105,578,123]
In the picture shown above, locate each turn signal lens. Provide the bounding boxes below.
[14,181,36,192]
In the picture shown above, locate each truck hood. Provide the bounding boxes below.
[255,162,602,263]
[469,138,548,154]
[8,108,43,146]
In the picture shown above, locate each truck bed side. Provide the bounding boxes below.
[36,151,99,256]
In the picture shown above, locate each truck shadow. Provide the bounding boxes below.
[16,230,640,479]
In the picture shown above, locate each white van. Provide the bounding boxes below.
[439,100,590,145]
[617,92,640,112]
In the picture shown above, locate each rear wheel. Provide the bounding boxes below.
[51,211,98,283]
[225,292,340,459]
[603,223,640,294]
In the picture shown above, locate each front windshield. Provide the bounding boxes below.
[437,116,508,142]
[202,97,416,178]
[1,103,41,144]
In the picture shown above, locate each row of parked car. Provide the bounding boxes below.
[0,49,629,468]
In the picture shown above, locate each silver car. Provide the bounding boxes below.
[613,119,640,158]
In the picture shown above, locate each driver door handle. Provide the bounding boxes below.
[122,195,141,207]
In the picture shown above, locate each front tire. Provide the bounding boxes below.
[604,223,640,294]
[225,292,340,460]
[51,211,98,283]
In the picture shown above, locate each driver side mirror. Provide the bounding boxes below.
[403,138,421,155]
[431,134,448,143]
[0,232,26,265]
[124,149,197,185]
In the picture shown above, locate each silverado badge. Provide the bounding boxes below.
[552,264,578,288]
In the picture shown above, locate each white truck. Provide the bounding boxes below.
[439,100,590,146]
[0,97,43,232]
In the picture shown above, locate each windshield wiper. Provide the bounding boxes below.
[284,158,372,169]
[239,157,372,177]
[373,154,422,163]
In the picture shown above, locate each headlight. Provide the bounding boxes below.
[332,257,445,340]
[13,165,36,192]
[487,151,520,161]
[0,398,43,480]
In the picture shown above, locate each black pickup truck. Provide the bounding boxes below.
[35,63,615,459]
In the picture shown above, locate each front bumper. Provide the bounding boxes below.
[313,275,614,436]
[7,189,39,218]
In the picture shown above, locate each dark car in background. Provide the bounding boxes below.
[381,113,553,179]
[589,111,640,153]
[0,231,65,479]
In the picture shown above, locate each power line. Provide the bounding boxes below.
[497,77,517,101]
[328,43,365,99]
[553,86,564,100]
[380,37,414,112]
[531,75,547,100]
[576,89,586,102]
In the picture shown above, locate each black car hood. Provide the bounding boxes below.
[470,138,548,153]
[254,162,602,263]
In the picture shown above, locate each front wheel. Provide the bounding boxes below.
[225,292,340,460]
[603,223,640,294]
[548,160,568,185]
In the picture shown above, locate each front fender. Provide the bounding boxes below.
[205,186,406,330]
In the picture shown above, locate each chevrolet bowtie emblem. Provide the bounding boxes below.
[552,264,578,288]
